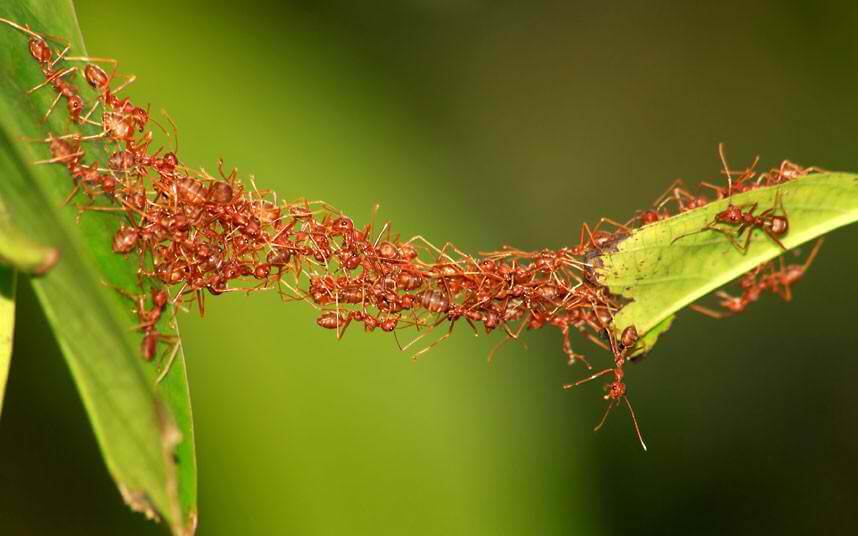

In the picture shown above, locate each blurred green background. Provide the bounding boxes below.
[2,1,858,534]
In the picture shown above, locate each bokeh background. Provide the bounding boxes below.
[2,1,858,534]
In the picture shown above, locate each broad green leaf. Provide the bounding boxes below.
[0,267,15,417]
[595,173,858,351]
[0,1,196,533]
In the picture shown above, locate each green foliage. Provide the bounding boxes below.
[0,1,196,533]
[0,267,14,417]
[596,173,858,352]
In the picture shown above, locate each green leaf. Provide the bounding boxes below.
[0,220,58,274]
[595,173,858,350]
[0,266,15,418]
[0,2,196,533]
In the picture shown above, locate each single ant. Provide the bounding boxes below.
[672,190,789,253]
[570,218,631,256]
[563,326,647,450]
[691,238,824,319]
[699,143,761,199]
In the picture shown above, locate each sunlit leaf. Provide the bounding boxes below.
[0,267,15,417]
[596,173,858,351]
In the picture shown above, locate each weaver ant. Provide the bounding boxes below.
[563,325,646,450]
[699,143,761,199]
[672,190,789,254]
[691,238,824,319]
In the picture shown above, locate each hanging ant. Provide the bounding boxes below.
[691,238,824,319]
[563,325,647,450]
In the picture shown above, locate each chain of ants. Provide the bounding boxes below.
[4,19,825,448]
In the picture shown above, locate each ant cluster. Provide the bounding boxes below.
[2,19,825,448]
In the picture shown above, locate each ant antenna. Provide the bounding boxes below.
[161,109,179,154]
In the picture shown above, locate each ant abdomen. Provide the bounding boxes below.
[419,290,450,314]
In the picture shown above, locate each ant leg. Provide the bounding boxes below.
[652,178,686,209]
[404,235,462,265]
[33,150,85,165]
[699,181,728,199]
[411,319,456,361]
[689,304,728,319]
[197,289,205,318]
[64,55,120,75]
[761,228,786,251]
[702,225,747,252]
[593,217,632,235]
[488,315,530,363]
[27,66,75,94]
[717,143,737,194]
[156,338,182,384]
[0,18,40,38]
[562,367,614,390]
[577,223,599,250]
[41,92,65,123]
[585,332,611,352]
[561,325,592,369]
[61,184,82,207]
[336,310,352,340]
[671,221,727,246]
[801,238,824,271]
[398,317,438,352]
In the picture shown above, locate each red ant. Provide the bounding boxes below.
[699,143,761,199]
[691,238,824,319]
[563,326,646,450]
[570,218,631,256]
[672,190,789,253]
[764,238,824,301]
[759,160,826,186]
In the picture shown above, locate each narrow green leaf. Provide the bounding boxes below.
[596,173,858,348]
[0,267,15,417]
[0,220,58,274]
[0,1,196,533]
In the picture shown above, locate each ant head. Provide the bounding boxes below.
[400,244,418,260]
[66,95,84,119]
[604,378,626,400]
[479,259,497,272]
[101,174,117,195]
[152,288,169,309]
[717,204,743,223]
[380,317,399,332]
[640,210,661,225]
[161,152,178,169]
[131,107,149,130]
[330,216,353,235]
